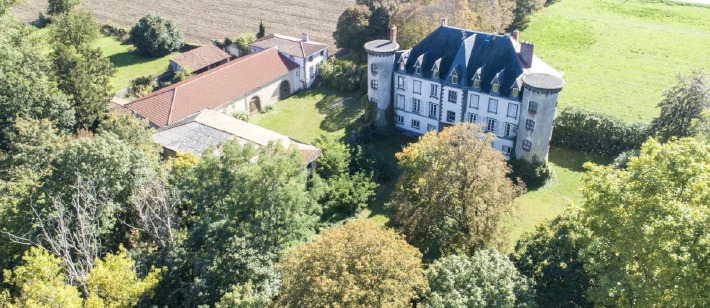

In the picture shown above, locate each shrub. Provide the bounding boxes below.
[129,14,184,57]
[233,111,250,122]
[509,157,552,189]
[259,105,274,114]
[551,108,651,157]
[101,23,128,40]
[172,69,192,83]
[610,148,640,169]
[129,75,154,97]
[320,59,365,92]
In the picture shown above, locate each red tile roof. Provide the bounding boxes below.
[170,44,231,72]
[127,48,299,127]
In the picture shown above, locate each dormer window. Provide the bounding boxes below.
[492,82,499,94]
[473,75,481,88]
[414,56,423,75]
[399,61,405,71]
[433,68,439,78]
[451,70,459,84]
[511,87,519,98]
[415,65,422,75]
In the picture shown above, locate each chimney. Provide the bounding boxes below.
[390,25,397,43]
[441,18,448,27]
[520,41,534,68]
[302,33,309,42]
[512,29,519,41]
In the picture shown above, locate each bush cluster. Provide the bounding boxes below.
[509,157,552,189]
[128,75,154,97]
[551,108,651,157]
[319,59,365,92]
[100,24,128,40]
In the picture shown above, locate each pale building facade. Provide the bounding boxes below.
[250,33,328,89]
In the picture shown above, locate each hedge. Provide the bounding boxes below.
[551,108,651,157]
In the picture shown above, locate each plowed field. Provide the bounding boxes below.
[11,0,353,47]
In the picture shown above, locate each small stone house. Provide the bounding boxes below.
[169,44,231,74]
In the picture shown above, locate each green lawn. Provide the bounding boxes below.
[92,35,180,91]
[522,0,710,122]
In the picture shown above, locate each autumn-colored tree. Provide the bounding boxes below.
[391,123,524,258]
[277,219,427,307]
[580,138,710,307]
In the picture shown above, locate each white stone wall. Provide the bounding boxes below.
[216,70,300,115]
[367,52,397,127]
[515,85,560,161]
[250,46,327,89]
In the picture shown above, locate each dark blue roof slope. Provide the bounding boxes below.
[401,26,523,97]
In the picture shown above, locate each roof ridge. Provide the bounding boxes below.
[166,88,178,125]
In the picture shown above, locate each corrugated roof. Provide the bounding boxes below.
[399,26,561,97]
[127,48,299,127]
[170,44,231,72]
[153,110,321,163]
[250,33,328,58]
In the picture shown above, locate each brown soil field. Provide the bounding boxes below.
[11,0,354,48]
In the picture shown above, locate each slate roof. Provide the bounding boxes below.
[397,26,560,97]
[250,34,328,58]
[152,110,321,163]
[127,48,299,127]
[170,44,230,72]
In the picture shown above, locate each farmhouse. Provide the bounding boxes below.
[365,20,564,161]
[152,109,321,167]
[250,33,328,89]
[169,44,231,74]
[127,47,301,128]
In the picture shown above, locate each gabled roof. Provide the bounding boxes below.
[170,44,231,72]
[250,33,328,58]
[152,110,321,163]
[127,48,299,127]
[398,26,561,97]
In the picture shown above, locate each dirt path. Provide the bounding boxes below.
[11,0,354,47]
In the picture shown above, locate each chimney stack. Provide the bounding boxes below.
[520,41,535,68]
[512,30,519,41]
[441,18,448,27]
[390,25,397,43]
[302,33,309,42]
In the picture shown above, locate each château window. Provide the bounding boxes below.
[468,113,477,123]
[522,140,532,152]
[395,115,404,124]
[473,75,481,88]
[396,94,405,109]
[469,94,479,109]
[429,103,438,118]
[487,118,497,133]
[448,90,458,103]
[400,60,405,71]
[412,98,421,113]
[369,97,377,104]
[511,87,519,98]
[526,119,535,131]
[427,124,437,131]
[502,145,512,156]
[505,123,516,137]
[371,64,378,74]
[433,68,439,78]
[492,82,499,94]
[446,111,456,122]
[411,119,420,129]
[529,101,538,113]
[397,76,405,90]
[415,65,422,75]
[452,71,459,84]
[488,99,498,114]
[413,80,422,94]
[371,80,378,89]
[507,103,519,118]
[430,84,439,98]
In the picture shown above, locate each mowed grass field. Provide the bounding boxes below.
[522,0,710,122]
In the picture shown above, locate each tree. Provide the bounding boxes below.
[256,20,265,39]
[277,219,427,307]
[651,69,709,142]
[216,281,272,308]
[513,213,594,307]
[391,123,524,258]
[49,9,99,48]
[425,249,537,307]
[333,5,372,52]
[97,112,161,159]
[129,14,184,57]
[85,246,162,308]
[128,172,181,249]
[51,44,115,130]
[580,138,710,307]
[2,247,83,307]
[47,0,81,16]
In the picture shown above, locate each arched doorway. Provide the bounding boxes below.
[249,96,261,113]
[279,80,291,100]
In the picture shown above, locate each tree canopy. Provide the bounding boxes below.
[129,14,184,57]
[651,69,709,142]
[277,219,427,307]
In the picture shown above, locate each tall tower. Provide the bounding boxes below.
[516,73,565,161]
[365,26,399,128]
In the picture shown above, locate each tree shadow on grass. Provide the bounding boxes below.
[548,146,612,173]
[108,50,164,69]
[315,91,364,133]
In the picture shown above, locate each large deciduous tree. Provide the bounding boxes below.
[425,248,537,307]
[129,14,184,57]
[277,219,427,307]
[580,138,710,307]
[333,5,372,52]
[651,69,709,142]
[391,123,524,258]
[49,9,99,48]
[513,213,594,308]
[47,0,81,16]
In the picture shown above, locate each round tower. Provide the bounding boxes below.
[364,26,399,128]
[515,73,565,162]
